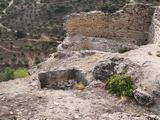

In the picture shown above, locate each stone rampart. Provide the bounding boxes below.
[64,3,154,45]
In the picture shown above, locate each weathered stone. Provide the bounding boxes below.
[134,89,154,106]
[153,90,160,97]
[147,115,160,120]
[93,57,140,81]
[93,59,116,81]
[100,112,160,120]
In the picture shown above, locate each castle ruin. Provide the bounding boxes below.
[64,3,154,46]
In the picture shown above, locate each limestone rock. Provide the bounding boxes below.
[147,115,160,120]
[57,33,138,53]
[93,57,140,81]
[93,58,116,81]
[100,112,160,120]
[134,89,154,106]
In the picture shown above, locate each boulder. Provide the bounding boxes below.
[93,57,140,81]
[134,89,154,106]
[93,59,116,81]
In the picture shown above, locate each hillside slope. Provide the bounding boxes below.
[0,0,130,68]
[0,0,159,68]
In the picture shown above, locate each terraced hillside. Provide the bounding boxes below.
[0,0,131,68]
[0,0,130,38]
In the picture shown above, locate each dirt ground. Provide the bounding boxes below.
[0,77,151,120]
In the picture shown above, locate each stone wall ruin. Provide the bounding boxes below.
[38,68,88,89]
[64,3,154,46]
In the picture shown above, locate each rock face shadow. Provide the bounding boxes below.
[38,68,87,90]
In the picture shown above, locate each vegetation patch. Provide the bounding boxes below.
[0,67,29,82]
[105,74,135,97]
[101,0,129,13]
[0,67,14,82]
[14,68,29,79]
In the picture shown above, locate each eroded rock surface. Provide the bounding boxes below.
[134,89,154,106]
[57,33,138,52]
[93,57,140,81]
[100,112,160,120]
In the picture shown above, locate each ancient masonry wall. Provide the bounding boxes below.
[64,4,154,45]
[149,6,160,44]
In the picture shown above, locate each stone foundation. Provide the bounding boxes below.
[57,33,138,52]
[38,68,88,89]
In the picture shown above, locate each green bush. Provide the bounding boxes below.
[101,0,128,13]
[14,68,29,79]
[0,67,14,82]
[0,67,29,82]
[105,74,135,97]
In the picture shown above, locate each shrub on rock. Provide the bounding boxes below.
[105,74,135,97]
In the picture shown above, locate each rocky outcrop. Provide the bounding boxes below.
[37,3,160,115]
[93,57,140,81]
[57,33,138,52]
[1,45,160,119]
[85,44,160,110]
[134,89,154,106]
[100,112,160,120]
